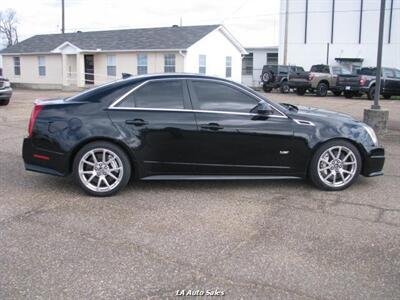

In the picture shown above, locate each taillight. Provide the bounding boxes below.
[308,74,314,81]
[360,76,366,86]
[28,104,43,137]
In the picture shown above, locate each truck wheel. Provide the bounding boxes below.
[383,94,391,99]
[367,86,376,100]
[280,81,290,94]
[262,84,273,92]
[333,91,342,96]
[316,82,328,97]
[344,92,354,99]
[296,88,306,96]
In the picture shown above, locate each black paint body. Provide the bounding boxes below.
[22,74,384,181]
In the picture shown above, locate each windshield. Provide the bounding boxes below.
[332,67,352,75]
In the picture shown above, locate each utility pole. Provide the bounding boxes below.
[61,0,65,34]
[372,0,385,109]
[283,0,289,64]
[363,0,389,134]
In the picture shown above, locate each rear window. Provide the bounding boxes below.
[332,67,351,75]
[358,68,376,76]
[310,65,329,73]
[116,79,185,109]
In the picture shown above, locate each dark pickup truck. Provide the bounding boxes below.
[337,67,400,99]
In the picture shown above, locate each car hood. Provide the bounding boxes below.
[292,105,357,122]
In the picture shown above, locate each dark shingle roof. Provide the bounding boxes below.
[0,25,220,54]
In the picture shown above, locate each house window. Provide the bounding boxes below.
[38,56,46,76]
[164,54,176,72]
[13,57,21,76]
[266,53,278,65]
[107,55,116,76]
[199,55,206,74]
[242,53,253,75]
[225,56,232,78]
[137,54,148,75]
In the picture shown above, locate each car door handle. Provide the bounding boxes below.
[125,119,148,126]
[200,123,224,131]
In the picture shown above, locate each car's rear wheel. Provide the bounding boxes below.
[262,84,273,92]
[73,141,131,197]
[309,140,361,191]
[383,94,391,99]
[296,87,306,95]
[0,99,10,106]
[367,86,376,100]
[316,82,328,97]
[280,81,290,93]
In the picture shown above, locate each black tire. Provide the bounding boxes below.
[0,99,10,106]
[367,86,376,100]
[344,92,354,99]
[280,81,290,94]
[383,94,391,99]
[316,82,328,97]
[73,141,131,197]
[296,87,306,96]
[333,91,342,96]
[309,140,362,191]
[262,84,273,92]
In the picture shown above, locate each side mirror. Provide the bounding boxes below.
[256,100,274,115]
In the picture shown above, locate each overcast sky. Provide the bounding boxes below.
[2,0,281,48]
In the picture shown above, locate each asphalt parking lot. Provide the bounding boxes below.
[1,89,399,299]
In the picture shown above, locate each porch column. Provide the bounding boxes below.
[76,53,85,88]
[61,54,69,87]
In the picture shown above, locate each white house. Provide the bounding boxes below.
[279,0,400,72]
[0,25,246,89]
[241,47,278,86]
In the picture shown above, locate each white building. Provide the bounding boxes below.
[0,25,246,89]
[279,0,400,72]
[241,47,278,86]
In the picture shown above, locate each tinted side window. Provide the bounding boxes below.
[191,80,258,113]
[394,69,400,79]
[383,68,395,78]
[117,80,185,109]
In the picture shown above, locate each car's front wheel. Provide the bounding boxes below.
[73,141,131,196]
[0,99,10,106]
[309,140,361,191]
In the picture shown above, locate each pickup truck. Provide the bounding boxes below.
[288,64,350,97]
[337,67,400,99]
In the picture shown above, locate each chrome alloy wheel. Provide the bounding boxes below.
[78,148,124,192]
[317,146,357,188]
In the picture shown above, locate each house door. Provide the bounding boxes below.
[84,55,94,84]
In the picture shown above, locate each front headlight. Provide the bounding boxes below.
[3,81,10,88]
[363,124,378,146]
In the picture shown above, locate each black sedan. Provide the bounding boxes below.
[23,74,384,196]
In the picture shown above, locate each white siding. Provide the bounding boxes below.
[185,28,243,82]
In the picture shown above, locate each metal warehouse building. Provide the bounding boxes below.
[279,0,400,72]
